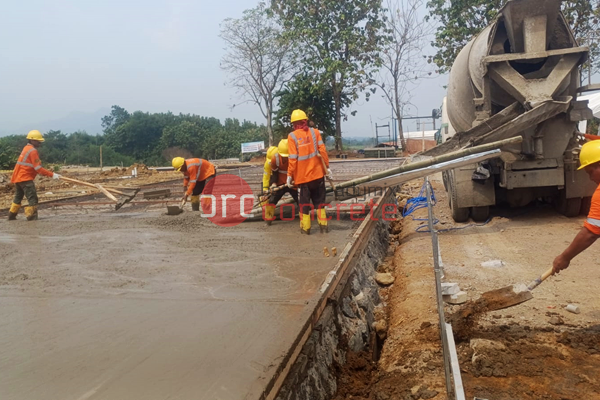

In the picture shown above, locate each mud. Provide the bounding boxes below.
[0,211,356,399]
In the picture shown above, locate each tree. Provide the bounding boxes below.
[273,73,347,143]
[220,2,295,146]
[101,105,130,136]
[271,0,387,151]
[374,0,433,150]
[426,0,600,75]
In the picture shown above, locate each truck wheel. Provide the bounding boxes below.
[471,206,490,222]
[450,191,470,222]
[555,191,581,217]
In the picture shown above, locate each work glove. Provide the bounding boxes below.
[286,176,293,188]
[326,168,333,180]
[52,173,61,180]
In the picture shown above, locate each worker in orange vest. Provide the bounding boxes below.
[8,130,60,221]
[553,140,600,273]
[172,157,216,211]
[286,109,332,234]
[264,139,299,225]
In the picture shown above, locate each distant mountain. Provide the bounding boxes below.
[0,108,110,136]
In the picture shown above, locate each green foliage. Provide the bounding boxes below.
[271,0,387,150]
[426,0,600,74]
[273,74,349,141]
[0,106,268,169]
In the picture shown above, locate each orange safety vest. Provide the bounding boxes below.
[11,144,53,183]
[287,127,329,185]
[183,158,216,196]
[584,182,600,235]
[271,153,290,186]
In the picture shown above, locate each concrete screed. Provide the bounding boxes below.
[0,211,358,400]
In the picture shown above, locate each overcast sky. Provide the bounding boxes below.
[0,0,448,138]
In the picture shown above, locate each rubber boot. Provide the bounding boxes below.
[300,213,311,235]
[190,195,200,212]
[24,206,38,221]
[317,208,329,233]
[264,205,275,226]
[8,203,20,221]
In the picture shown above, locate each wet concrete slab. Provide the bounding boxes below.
[0,212,357,400]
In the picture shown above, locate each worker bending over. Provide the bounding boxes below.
[262,146,278,194]
[553,140,600,273]
[264,139,299,225]
[172,157,216,211]
[286,109,332,234]
[8,130,60,221]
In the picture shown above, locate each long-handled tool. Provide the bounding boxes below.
[255,183,293,207]
[477,267,554,311]
[317,154,336,197]
[58,176,140,210]
[166,198,186,216]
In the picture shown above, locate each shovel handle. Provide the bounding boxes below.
[527,267,554,291]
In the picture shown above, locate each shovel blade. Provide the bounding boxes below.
[167,206,183,215]
[479,284,533,311]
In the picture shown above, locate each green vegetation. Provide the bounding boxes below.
[0,105,267,170]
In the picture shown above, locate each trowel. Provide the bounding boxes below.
[478,267,553,311]
[166,198,186,216]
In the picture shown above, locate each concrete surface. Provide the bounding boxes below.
[0,212,357,400]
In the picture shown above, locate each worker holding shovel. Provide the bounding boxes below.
[263,139,299,225]
[172,157,216,212]
[553,141,600,274]
[287,109,332,235]
[8,130,61,221]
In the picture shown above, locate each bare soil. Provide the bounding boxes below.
[333,177,600,399]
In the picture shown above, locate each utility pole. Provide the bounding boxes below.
[100,145,103,171]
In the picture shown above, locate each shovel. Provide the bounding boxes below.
[478,267,554,311]
[58,176,139,210]
[167,198,186,216]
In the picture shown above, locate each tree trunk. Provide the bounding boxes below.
[267,109,273,147]
[333,87,343,152]
[394,83,407,151]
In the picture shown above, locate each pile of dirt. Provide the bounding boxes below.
[0,174,13,193]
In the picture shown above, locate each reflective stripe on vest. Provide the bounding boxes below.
[16,147,36,168]
[587,217,600,227]
[187,160,203,183]
[289,128,320,161]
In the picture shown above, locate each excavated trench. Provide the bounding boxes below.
[272,191,398,400]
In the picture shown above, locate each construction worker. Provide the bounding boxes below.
[172,157,216,211]
[264,139,299,225]
[262,146,278,194]
[8,130,60,221]
[553,140,600,274]
[286,109,332,234]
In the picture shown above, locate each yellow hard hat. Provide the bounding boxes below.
[290,109,308,123]
[26,130,44,142]
[278,139,289,157]
[266,146,278,160]
[579,140,600,170]
[172,157,185,171]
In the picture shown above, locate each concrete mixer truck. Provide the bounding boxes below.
[427,0,597,222]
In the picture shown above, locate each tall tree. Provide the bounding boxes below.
[426,0,600,75]
[374,0,433,150]
[220,2,295,146]
[273,73,347,143]
[271,0,387,151]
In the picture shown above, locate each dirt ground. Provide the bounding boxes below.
[333,176,600,400]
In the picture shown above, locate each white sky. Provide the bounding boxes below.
[0,0,448,138]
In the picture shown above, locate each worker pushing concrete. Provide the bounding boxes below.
[286,109,332,234]
[553,141,600,273]
[264,139,299,225]
[8,130,61,221]
[172,157,216,211]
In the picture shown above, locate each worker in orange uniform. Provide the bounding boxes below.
[172,157,216,211]
[553,140,600,273]
[264,139,299,225]
[286,109,332,234]
[8,130,60,221]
